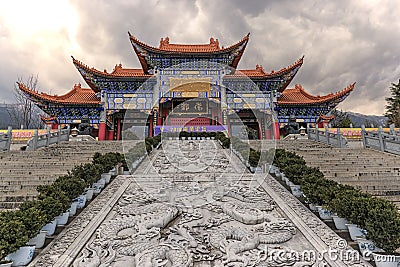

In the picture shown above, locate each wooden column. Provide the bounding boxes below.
[273,121,280,140]
[98,91,107,141]
[265,129,272,139]
[107,130,114,140]
[98,122,106,141]
[149,115,154,137]
[116,118,121,140]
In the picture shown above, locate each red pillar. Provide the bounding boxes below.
[107,130,114,140]
[265,129,272,139]
[157,108,163,126]
[211,107,217,125]
[116,118,121,140]
[149,116,153,137]
[98,122,106,141]
[273,121,280,140]
[258,120,263,140]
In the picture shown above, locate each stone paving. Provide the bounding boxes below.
[0,141,123,209]
[30,140,370,266]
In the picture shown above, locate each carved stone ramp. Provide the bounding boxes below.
[29,140,370,266]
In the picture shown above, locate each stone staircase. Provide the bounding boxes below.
[0,141,123,210]
[274,140,400,209]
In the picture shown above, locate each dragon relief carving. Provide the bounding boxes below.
[73,181,301,266]
[73,141,313,266]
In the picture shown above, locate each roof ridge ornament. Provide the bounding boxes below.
[159,37,170,48]
[295,84,303,90]
[73,83,82,89]
[255,64,264,73]
[210,37,219,48]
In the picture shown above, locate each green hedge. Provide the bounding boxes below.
[273,149,400,253]
[215,132,230,148]
[0,152,124,261]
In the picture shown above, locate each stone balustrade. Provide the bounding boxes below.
[0,126,12,152]
[26,126,70,151]
[362,125,400,155]
[307,125,348,148]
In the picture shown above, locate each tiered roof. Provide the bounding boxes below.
[18,82,99,105]
[129,32,250,72]
[72,58,150,78]
[19,81,354,108]
[72,57,151,92]
[158,36,222,52]
[278,83,355,106]
[229,57,304,78]
[130,32,249,54]
[73,57,303,80]
[18,32,355,122]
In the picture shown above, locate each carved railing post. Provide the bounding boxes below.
[315,125,319,141]
[337,128,342,148]
[390,123,396,136]
[46,127,51,147]
[32,129,38,151]
[66,125,70,141]
[325,125,330,145]
[361,125,367,148]
[378,126,385,152]
[6,126,12,151]
[57,125,61,144]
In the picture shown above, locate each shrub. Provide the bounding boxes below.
[273,149,306,170]
[152,134,162,147]
[0,211,29,263]
[93,152,125,173]
[0,152,126,263]
[275,149,400,254]
[248,149,261,167]
[70,163,100,186]
[365,202,400,253]
[215,132,230,148]
[16,204,48,239]
[32,185,70,221]
[281,164,312,185]
[327,187,363,219]
[53,175,87,201]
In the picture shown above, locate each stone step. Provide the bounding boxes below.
[0,140,124,209]
[275,139,400,208]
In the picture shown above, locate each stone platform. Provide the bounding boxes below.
[29,140,370,266]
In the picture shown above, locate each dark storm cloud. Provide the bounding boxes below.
[1,0,399,115]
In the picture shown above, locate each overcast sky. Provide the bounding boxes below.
[1,0,399,115]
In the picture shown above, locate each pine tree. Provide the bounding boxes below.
[385,80,400,127]
[338,115,352,128]
[331,109,353,128]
